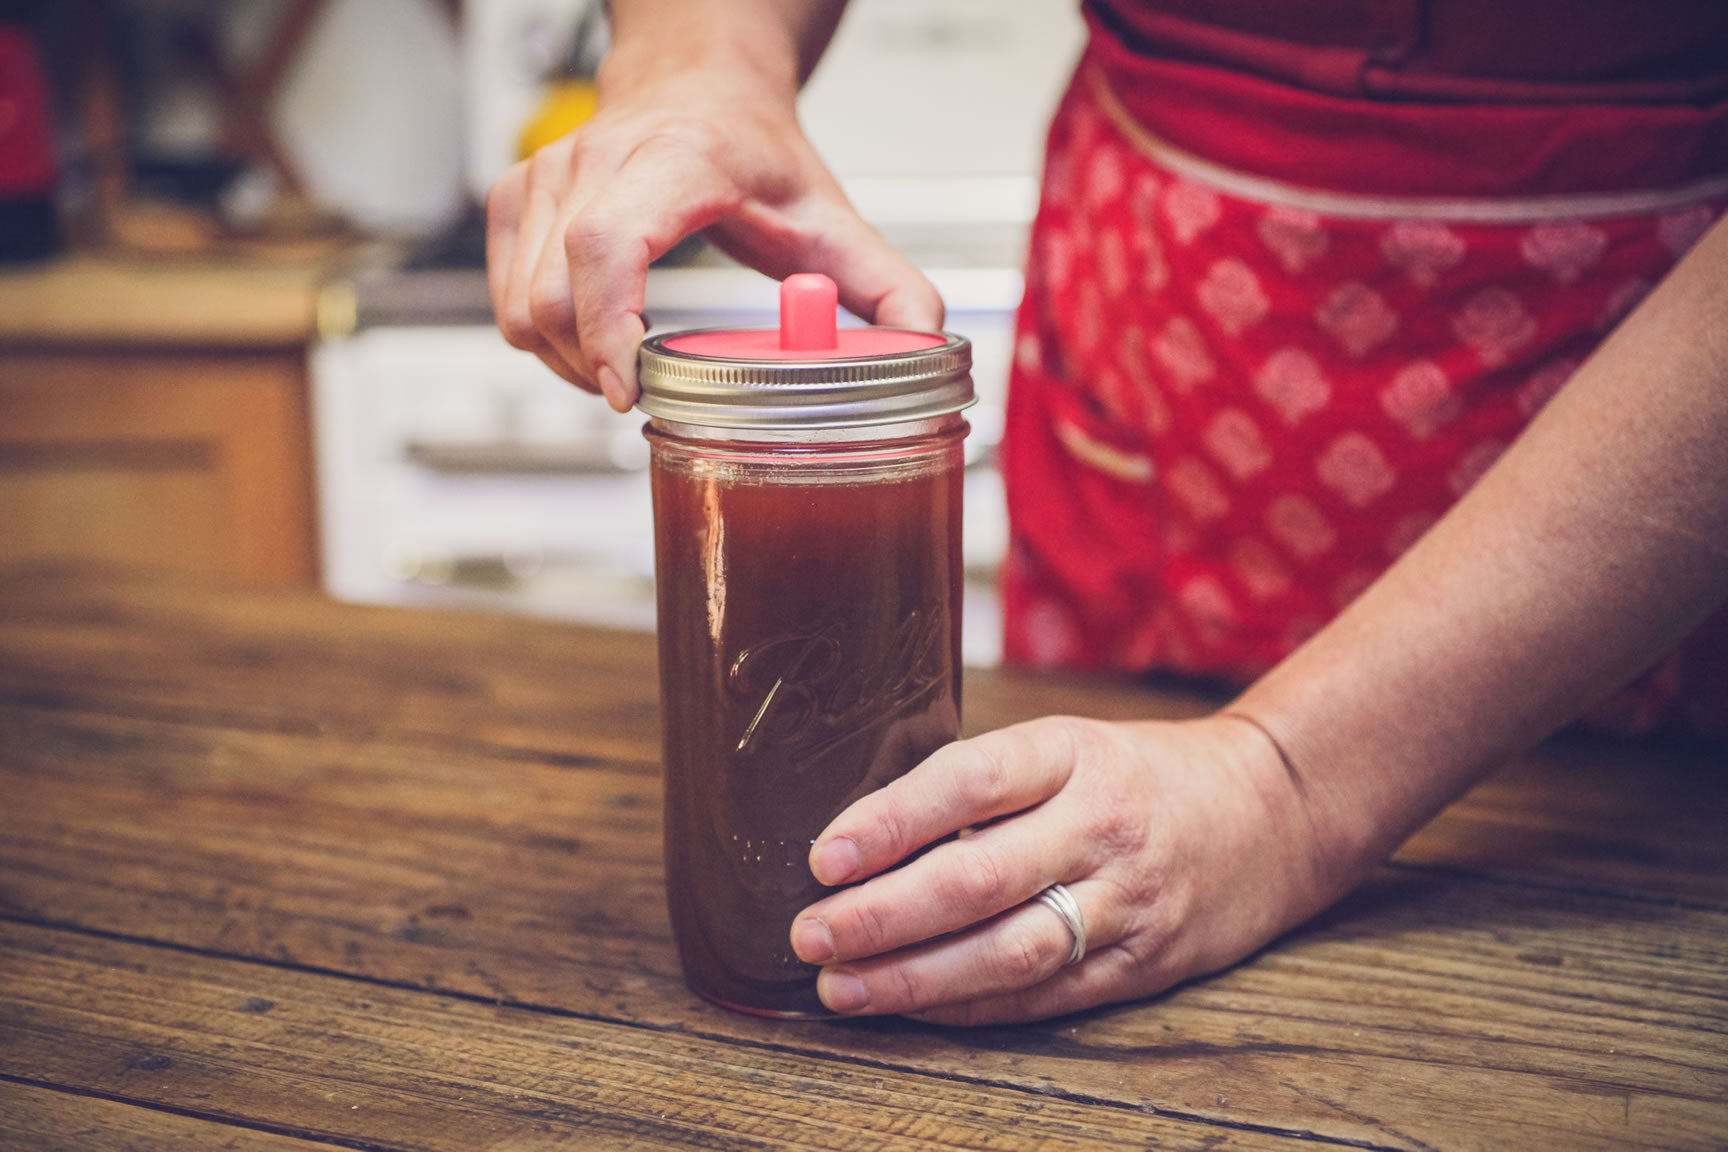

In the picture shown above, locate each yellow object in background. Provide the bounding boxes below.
[518,80,600,159]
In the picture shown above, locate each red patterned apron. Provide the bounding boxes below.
[1000,22,1728,735]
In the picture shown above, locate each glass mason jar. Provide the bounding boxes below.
[637,274,973,1017]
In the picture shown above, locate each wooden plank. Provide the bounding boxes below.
[4,701,1727,1150]
[1399,733,1728,904]
[0,1078,344,1152]
[0,571,665,766]
[0,571,1185,777]
[0,699,674,1003]
[4,574,1726,1148]
[2,571,1723,899]
[0,922,1316,1152]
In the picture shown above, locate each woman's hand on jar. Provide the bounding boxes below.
[790,713,1359,1025]
[485,57,940,412]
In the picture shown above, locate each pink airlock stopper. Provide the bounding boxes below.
[661,273,945,360]
[779,273,839,351]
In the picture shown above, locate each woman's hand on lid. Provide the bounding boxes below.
[485,44,940,411]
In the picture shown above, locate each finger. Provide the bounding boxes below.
[817,209,946,331]
[499,141,576,359]
[908,942,1149,1027]
[812,879,1117,1017]
[526,134,644,390]
[484,159,527,332]
[486,160,593,390]
[564,138,746,411]
[525,160,598,389]
[791,807,1088,965]
[710,199,946,333]
[807,719,1083,888]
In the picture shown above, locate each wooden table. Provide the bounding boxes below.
[2,571,1725,1151]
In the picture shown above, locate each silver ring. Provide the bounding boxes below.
[1036,883,1086,966]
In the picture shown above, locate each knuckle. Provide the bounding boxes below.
[528,133,576,179]
[527,281,576,341]
[566,128,607,171]
[497,300,542,352]
[861,799,912,862]
[949,845,1008,911]
[994,922,1056,987]
[881,962,925,1013]
[1048,715,1113,783]
[1094,803,1148,859]
[957,741,1015,812]
[561,213,614,265]
[840,897,894,955]
[1043,714,1104,761]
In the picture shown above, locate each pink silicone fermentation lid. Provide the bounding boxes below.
[636,273,973,430]
[664,274,946,360]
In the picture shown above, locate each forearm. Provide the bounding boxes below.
[603,0,848,98]
[1235,214,1728,878]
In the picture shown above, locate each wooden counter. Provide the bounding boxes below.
[0,254,327,588]
[1,571,1725,1150]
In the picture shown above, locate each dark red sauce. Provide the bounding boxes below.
[650,428,964,1016]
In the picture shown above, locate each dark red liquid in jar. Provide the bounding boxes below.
[650,424,964,1017]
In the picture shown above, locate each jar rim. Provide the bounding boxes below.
[637,328,975,430]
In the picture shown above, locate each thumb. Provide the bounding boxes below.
[709,201,947,333]
[821,212,946,331]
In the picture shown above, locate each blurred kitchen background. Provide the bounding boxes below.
[0,0,1083,665]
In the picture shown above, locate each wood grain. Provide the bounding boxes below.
[3,696,1725,1149]
[0,1080,342,1152]
[0,922,1315,1152]
[3,572,1726,1151]
[2,572,1720,897]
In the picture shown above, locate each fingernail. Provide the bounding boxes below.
[820,969,870,1014]
[810,838,861,886]
[597,364,631,412]
[790,916,835,964]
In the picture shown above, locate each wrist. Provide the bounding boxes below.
[601,8,805,106]
[1213,706,1388,910]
